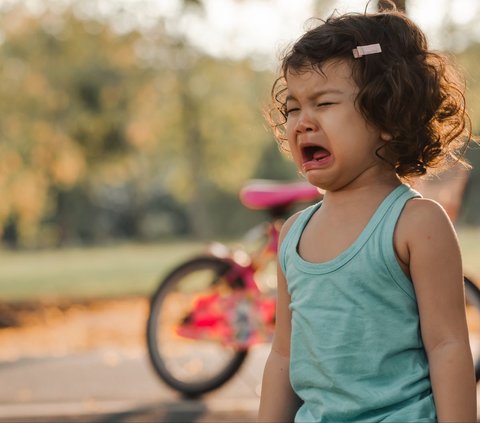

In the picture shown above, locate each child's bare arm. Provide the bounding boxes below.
[258,264,301,422]
[258,217,302,422]
[401,199,476,422]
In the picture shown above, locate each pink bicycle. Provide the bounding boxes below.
[146,180,320,396]
[146,180,480,397]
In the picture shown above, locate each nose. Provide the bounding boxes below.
[295,110,318,133]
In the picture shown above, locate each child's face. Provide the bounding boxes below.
[285,60,390,191]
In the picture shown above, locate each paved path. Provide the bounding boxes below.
[2,345,480,422]
[0,345,269,422]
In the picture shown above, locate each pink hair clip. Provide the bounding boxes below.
[352,43,382,58]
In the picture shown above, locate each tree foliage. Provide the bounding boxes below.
[1,0,479,247]
[0,2,276,246]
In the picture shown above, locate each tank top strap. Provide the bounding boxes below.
[278,201,322,275]
[379,185,422,300]
[381,185,422,225]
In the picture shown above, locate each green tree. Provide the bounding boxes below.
[138,1,275,238]
[0,4,166,245]
[0,1,278,245]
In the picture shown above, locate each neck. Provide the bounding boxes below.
[321,173,402,211]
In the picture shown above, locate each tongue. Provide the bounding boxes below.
[313,149,330,161]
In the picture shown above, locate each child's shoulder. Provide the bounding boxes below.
[403,196,451,223]
[279,202,318,245]
[393,196,457,267]
[397,196,455,241]
[279,211,302,245]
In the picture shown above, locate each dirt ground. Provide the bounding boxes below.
[0,297,149,361]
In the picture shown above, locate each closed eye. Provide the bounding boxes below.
[317,102,335,107]
[285,107,300,116]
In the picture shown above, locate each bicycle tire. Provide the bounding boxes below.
[146,255,249,397]
[464,275,480,382]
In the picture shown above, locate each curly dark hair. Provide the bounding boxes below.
[269,6,472,178]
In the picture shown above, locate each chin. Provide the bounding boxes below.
[305,174,329,190]
[306,175,347,192]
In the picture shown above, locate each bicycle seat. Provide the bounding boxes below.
[239,180,322,211]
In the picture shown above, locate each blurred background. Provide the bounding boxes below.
[0,0,479,302]
[0,1,480,419]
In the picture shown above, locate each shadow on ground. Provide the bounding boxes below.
[5,400,257,423]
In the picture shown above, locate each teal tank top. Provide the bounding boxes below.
[279,184,437,422]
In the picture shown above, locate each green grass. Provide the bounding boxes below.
[458,227,480,280]
[0,240,203,302]
[0,227,479,302]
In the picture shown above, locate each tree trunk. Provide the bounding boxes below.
[178,66,211,240]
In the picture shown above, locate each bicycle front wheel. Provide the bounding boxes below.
[146,256,248,397]
[464,275,480,382]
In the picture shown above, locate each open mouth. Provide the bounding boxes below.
[302,145,331,163]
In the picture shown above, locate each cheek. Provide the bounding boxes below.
[285,135,302,167]
[285,118,295,137]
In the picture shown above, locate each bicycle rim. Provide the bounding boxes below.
[464,276,480,382]
[147,256,248,396]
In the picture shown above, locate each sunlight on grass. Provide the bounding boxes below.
[0,241,204,301]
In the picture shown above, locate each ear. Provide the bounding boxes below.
[380,131,393,141]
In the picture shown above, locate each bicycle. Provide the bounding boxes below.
[146,179,480,397]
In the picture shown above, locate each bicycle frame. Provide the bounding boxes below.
[170,219,282,350]
[154,181,320,350]
[178,181,320,349]
[205,218,282,292]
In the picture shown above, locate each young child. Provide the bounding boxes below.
[258,5,477,423]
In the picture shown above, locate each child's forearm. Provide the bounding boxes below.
[258,350,301,422]
[427,340,477,422]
